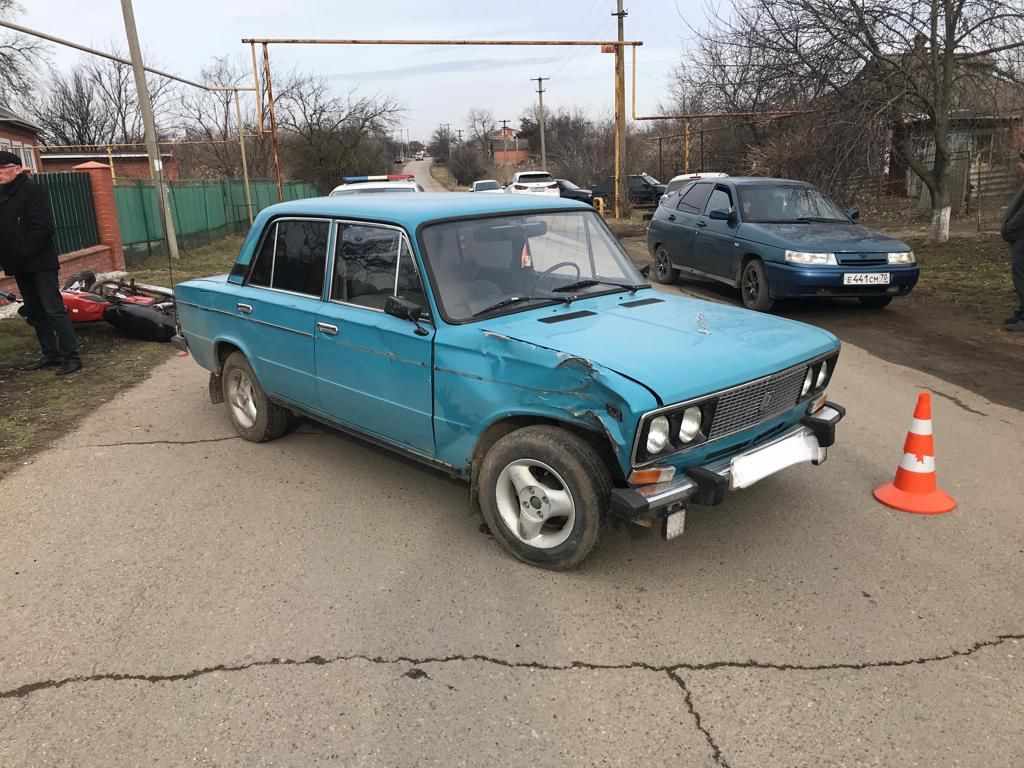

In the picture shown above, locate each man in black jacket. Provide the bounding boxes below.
[0,151,81,374]
[1002,150,1024,332]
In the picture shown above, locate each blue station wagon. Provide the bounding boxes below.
[173,193,845,569]
[647,178,920,311]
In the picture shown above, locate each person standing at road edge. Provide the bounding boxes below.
[0,151,82,374]
[1001,150,1024,332]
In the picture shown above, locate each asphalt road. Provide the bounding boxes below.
[407,157,448,192]
[1,188,1022,767]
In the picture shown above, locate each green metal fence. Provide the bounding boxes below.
[114,178,319,264]
[35,172,101,256]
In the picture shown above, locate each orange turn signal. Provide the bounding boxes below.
[628,466,676,485]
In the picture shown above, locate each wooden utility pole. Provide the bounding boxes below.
[500,119,511,183]
[531,76,549,171]
[119,0,179,258]
[613,0,627,219]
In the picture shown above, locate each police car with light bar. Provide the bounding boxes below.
[329,175,425,196]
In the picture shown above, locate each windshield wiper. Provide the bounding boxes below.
[552,278,646,294]
[794,216,847,223]
[471,294,562,318]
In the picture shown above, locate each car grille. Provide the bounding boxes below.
[707,364,809,440]
[837,253,888,266]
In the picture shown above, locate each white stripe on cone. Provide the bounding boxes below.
[909,417,933,435]
[899,452,936,473]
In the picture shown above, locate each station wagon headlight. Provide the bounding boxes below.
[801,368,814,396]
[887,251,915,264]
[816,360,829,389]
[678,406,703,443]
[785,250,837,265]
[646,416,671,454]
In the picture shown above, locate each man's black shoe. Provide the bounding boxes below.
[55,359,82,376]
[1004,309,1024,324]
[21,357,61,371]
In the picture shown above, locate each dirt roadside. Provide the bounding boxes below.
[620,235,1024,412]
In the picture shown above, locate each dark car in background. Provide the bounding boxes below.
[646,177,919,312]
[555,179,595,205]
[592,173,666,207]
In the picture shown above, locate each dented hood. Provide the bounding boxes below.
[481,292,838,405]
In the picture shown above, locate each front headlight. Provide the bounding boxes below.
[801,368,814,396]
[678,406,703,443]
[887,251,915,264]
[816,360,828,388]
[785,250,837,265]
[646,415,670,454]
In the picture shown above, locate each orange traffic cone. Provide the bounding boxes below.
[874,392,956,514]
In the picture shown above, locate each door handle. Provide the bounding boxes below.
[696,220,707,228]
[667,214,676,221]
[316,322,339,336]
[237,303,253,314]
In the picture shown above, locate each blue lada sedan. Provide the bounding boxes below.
[646,177,919,311]
[173,193,845,569]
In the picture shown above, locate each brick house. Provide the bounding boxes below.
[488,128,530,165]
[0,105,42,172]
[40,150,180,180]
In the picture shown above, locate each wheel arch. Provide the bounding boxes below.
[468,414,626,512]
[735,252,762,288]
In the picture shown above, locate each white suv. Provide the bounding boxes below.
[504,171,559,197]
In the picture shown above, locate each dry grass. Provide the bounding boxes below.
[907,234,1017,320]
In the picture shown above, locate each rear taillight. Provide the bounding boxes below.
[514,184,527,190]
[547,183,558,189]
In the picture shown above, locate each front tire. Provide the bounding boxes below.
[221,351,296,442]
[858,296,893,309]
[651,245,680,285]
[478,426,611,570]
[740,259,775,312]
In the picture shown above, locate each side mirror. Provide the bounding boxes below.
[639,264,651,278]
[847,209,860,221]
[385,295,422,322]
[708,208,733,221]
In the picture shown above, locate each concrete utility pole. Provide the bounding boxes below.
[119,0,179,259]
[613,0,627,219]
[531,76,549,171]
[499,119,511,183]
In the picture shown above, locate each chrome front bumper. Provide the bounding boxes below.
[610,402,845,520]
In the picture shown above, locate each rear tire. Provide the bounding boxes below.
[858,296,893,309]
[221,351,297,442]
[478,426,610,570]
[651,245,680,285]
[740,259,775,312]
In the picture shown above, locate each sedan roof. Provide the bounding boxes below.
[255,192,592,232]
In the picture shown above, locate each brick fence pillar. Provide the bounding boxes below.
[73,161,125,271]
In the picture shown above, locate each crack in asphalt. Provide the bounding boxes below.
[2,632,1020,702]
[3,634,1020,766]
[928,386,989,417]
[80,431,324,448]
[668,670,730,768]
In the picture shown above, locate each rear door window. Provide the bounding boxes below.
[270,220,330,296]
[676,182,712,213]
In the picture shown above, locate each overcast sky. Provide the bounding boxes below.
[20,0,705,140]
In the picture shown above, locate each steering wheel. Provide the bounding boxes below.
[531,261,581,293]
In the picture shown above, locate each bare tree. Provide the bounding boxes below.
[0,0,47,103]
[31,49,177,147]
[275,72,403,192]
[466,107,496,157]
[694,0,1024,241]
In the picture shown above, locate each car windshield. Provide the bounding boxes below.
[738,185,850,223]
[475,181,501,191]
[330,187,417,196]
[517,173,554,184]
[420,211,646,322]
[558,179,580,190]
